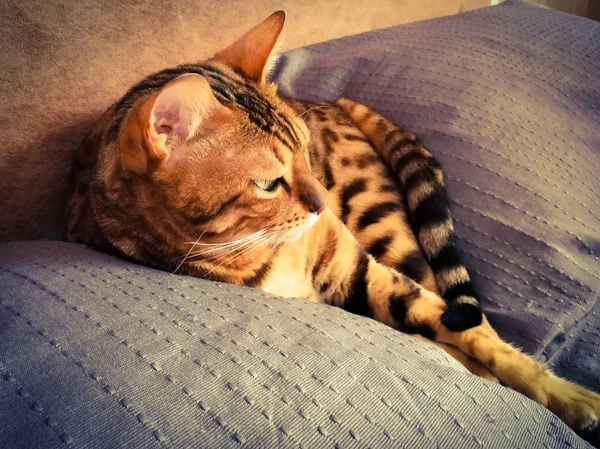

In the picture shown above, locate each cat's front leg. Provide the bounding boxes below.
[310,209,600,432]
[418,301,600,432]
[400,276,600,433]
[309,208,425,325]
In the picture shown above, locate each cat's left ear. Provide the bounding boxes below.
[120,74,229,174]
[213,10,286,86]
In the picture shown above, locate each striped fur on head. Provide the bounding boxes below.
[67,11,328,284]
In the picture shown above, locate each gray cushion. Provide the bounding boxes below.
[273,0,600,393]
[0,241,590,448]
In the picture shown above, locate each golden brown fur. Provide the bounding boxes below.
[66,11,600,433]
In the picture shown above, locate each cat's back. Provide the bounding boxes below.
[283,98,382,189]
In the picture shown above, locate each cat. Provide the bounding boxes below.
[66,11,600,434]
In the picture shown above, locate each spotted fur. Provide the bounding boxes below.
[67,11,600,434]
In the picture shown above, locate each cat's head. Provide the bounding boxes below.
[88,11,328,266]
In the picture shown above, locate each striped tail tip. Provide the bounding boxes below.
[441,299,482,332]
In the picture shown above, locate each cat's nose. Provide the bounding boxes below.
[299,181,328,215]
[310,197,327,215]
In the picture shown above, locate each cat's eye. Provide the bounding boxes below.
[255,178,283,192]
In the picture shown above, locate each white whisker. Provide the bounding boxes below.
[172,229,270,273]
[296,104,336,120]
[184,235,264,261]
[170,229,208,275]
[206,232,279,277]
[182,229,266,247]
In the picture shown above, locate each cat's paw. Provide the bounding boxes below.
[543,375,600,431]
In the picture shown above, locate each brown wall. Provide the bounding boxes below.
[529,0,592,17]
[462,0,599,19]
[0,0,463,241]
[588,0,600,20]
[254,0,463,52]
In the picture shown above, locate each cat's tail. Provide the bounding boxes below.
[335,98,482,332]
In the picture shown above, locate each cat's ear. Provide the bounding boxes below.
[213,10,285,85]
[120,74,229,174]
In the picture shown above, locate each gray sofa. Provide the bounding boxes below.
[1,1,599,448]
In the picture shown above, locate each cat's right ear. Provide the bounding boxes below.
[213,11,285,86]
[120,74,229,174]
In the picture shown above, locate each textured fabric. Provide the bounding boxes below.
[273,0,600,394]
[0,240,592,448]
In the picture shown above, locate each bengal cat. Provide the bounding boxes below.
[66,11,600,433]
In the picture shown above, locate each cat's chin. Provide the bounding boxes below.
[283,232,304,242]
